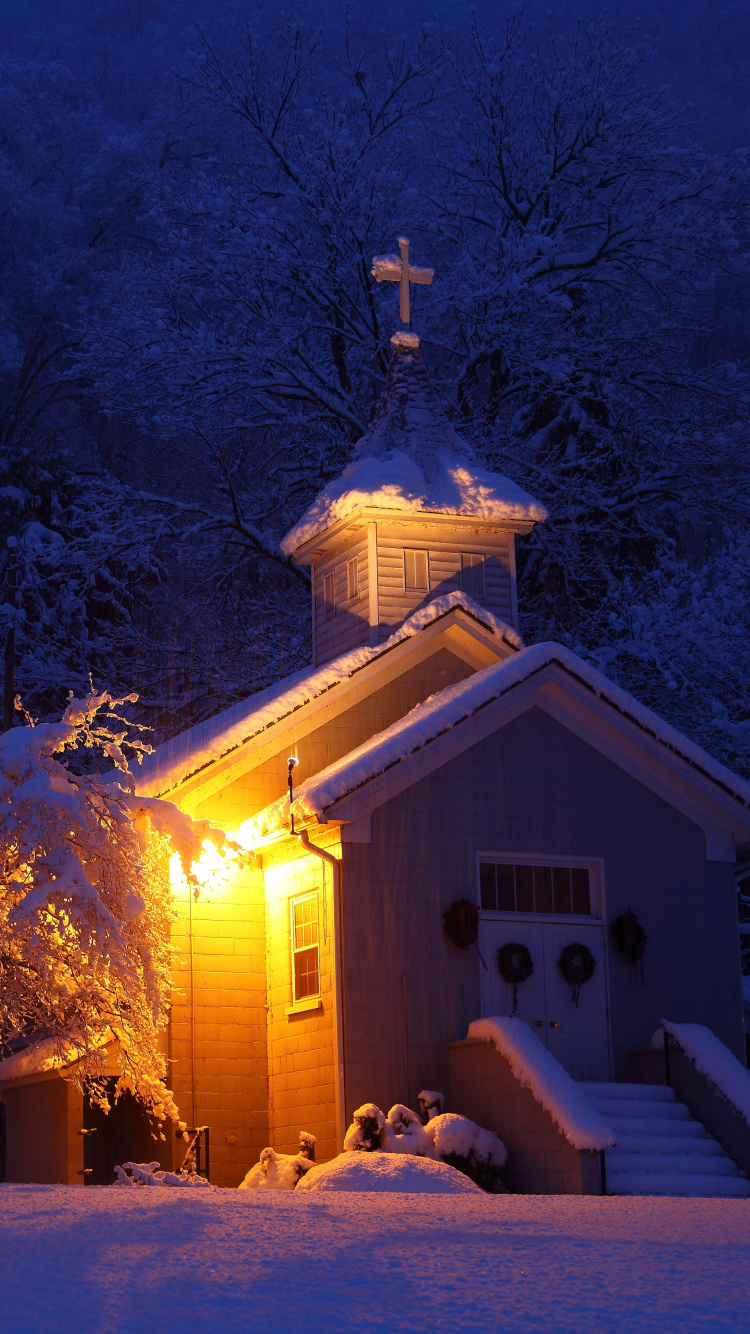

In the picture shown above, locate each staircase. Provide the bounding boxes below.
[579,1082,750,1198]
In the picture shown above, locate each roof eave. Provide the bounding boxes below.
[286,505,540,564]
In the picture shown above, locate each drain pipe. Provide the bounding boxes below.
[296,829,346,1147]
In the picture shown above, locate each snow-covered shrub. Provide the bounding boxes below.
[343,1104,387,1153]
[418,1090,444,1124]
[342,1101,508,1192]
[381,1105,432,1156]
[0,690,240,1123]
[238,1132,318,1191]
[114,1161,214,1188]
[425,1113,508,1195]
[239,1147,316,1192]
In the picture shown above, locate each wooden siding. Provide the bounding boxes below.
[340,707,743,1122]
[264,849,339,1160]
[196,647,474,829]
[375,524,513,640]
[313,528,370,666]
[169,861,269,1187]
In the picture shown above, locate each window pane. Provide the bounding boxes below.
[347,557,359,601]
[404,549,428,591]
[534,865,553,914]
[479,862,497,910]
[460,554,485,600]
[496,864,515,911]
[571,868,591,915]
[515,864,534,913]
[293,898,318,949]
[324,572,336,619]
[294,946,319,1000]
[553,866,572,914]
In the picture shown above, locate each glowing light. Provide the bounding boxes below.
[169,840,238,898]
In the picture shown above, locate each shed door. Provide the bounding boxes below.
[479,918,610,1081]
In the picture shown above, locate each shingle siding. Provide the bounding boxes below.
[340,706,742,1123]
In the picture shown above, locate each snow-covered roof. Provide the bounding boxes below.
[241,640,750,842]
[281,334,547,557]
[135,593,521,798]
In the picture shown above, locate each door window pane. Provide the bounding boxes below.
[534,866,554,914]
[496,864,516,911]
[404,549,428,592]
[515,865,534,913]
[553,866,572,914]
[571,868,591,915]
[479,862,592,917]
[480,862,497,910]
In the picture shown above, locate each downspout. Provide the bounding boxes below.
[296,829,346,1147]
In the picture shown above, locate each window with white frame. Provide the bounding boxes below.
[404,548,429,592]
[479,860,592,916]
[291,893,320,1001]
[460,553,485,600]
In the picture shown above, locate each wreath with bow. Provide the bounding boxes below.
[497,942,533,1014]
[558,942,596,1005]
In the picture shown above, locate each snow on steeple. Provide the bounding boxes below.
[280,332,547,558]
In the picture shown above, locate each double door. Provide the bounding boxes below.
[479,918,610,1080]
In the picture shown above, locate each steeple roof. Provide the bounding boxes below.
[280,333,547,558]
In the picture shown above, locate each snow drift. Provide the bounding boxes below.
[295,1152,482,1194]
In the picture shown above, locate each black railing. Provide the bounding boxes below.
[178,1126,210,1181]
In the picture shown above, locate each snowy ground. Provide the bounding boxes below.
[1,1186,749,1333]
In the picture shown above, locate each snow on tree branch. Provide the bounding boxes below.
[0,689,246,1124]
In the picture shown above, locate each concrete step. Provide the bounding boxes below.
[605,1170,750,1198]
[578,1080,750,1198]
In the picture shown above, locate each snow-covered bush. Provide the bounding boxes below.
[342,1100,507,1193]
[114,1161,214,1188]
[418,1090,444,1124]
[426,1113,508,1195]
[0,689,239,1123]
[238,1132,318,1191]
[343,1104,387,1153]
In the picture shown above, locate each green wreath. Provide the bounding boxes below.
[443,898,480,950]
[558,941,596,1005]
[497,942,533,1015]
[497,942,534,985]
[610,909,648,965]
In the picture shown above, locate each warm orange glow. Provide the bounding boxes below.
[169,840,237,898]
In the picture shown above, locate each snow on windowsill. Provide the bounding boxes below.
[653,1020,750,1127]
[466,1017,616,1152]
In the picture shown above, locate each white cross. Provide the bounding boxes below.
[371,236,434,330]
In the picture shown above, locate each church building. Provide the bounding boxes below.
[3,255,750,1195]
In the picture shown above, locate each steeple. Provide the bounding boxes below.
[281,260,546,668]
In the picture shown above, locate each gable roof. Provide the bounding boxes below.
[240,641,750,846]
[135,592,522,799]
[280,334,546,558]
